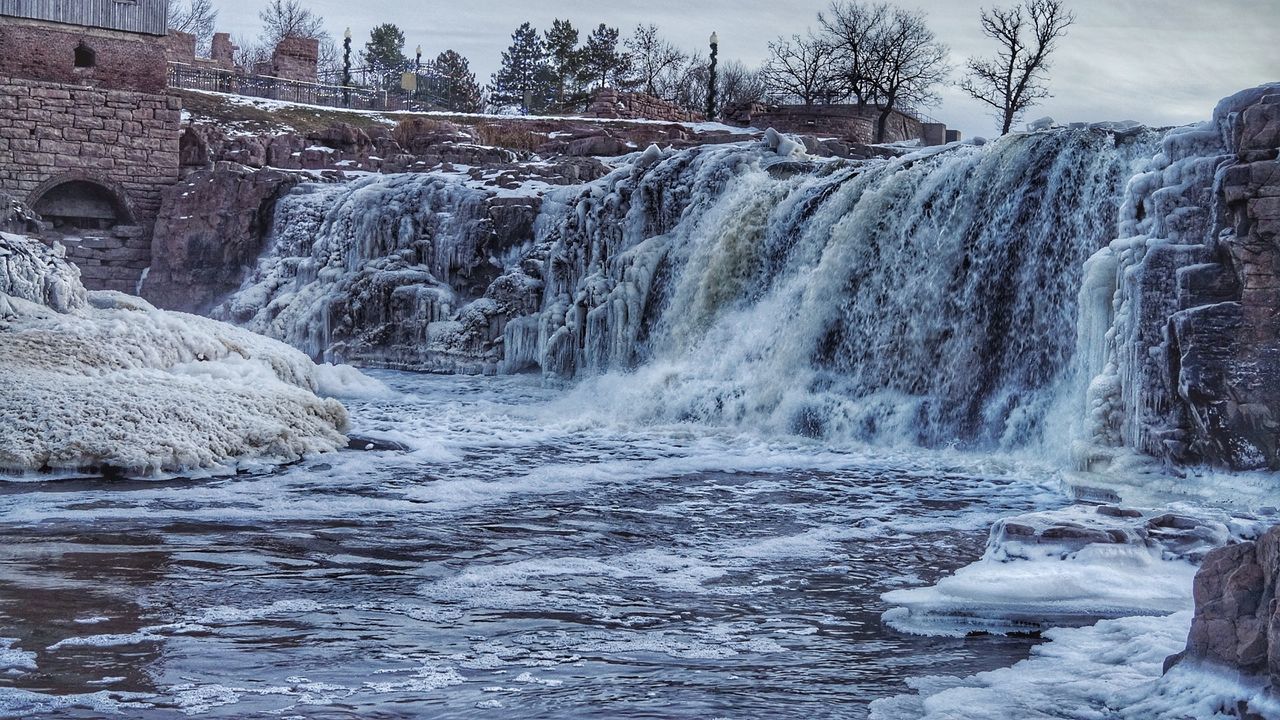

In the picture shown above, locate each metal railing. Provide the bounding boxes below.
[166,62,406,111]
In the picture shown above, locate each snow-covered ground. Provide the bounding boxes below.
[0,232,366,477]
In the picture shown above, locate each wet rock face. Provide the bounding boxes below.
[1089,85,1280,471]
[1179,92,1280,469]
[1170,525,1280,691]
[142,164,300,314]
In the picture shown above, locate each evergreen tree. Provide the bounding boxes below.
[579,24,630,90]
[425,50,483,113]
[489,22,553,113]
[363,23,407,88]
[544,19,586,110]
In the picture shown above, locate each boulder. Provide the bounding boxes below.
[1168,525,1280,697]
[142,164,301,314]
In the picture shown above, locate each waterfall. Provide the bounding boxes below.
[218,128,1166,452]
[521,131,1158,450]
[213,173,520,373]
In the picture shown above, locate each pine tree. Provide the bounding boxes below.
[363,23,407,89]
[425,50,483,113]
[579,24,630,90]
[488,22,553,114]
[544,19,586,110]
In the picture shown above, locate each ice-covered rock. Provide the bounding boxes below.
[1075,83,1280,471]
[882,504,1268,637]
[0,232,353,476]
[0,231,86,315]
[1027,116,1055,131]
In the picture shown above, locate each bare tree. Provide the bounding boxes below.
[717,60,768,117]
[258,0,326,45]
[168,0,217,55]
[960,0,1075,134]
[625,24,688,98]
[763,32,837,106]
[670,51,708,115]
[232,34,269,71]
[866,7,950,142]
[818,0,889,105]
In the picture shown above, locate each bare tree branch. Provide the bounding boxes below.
[960,0,1075,134]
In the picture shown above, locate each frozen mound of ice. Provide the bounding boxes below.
[0,233,353,476]
[869,610,1192,719]
[0,231,85,315]
[881,504,1266,637]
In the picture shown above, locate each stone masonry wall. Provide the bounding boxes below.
[726,103,924,145]
[0,78,181,292]
[0,18,168,94]
[587,88,702,123]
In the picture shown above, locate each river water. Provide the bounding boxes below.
[0,371,1069,718]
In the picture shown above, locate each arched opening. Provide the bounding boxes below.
[32,180,130,232]
[74,42,96,68]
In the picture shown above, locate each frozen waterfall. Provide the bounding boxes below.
[218,129,1162,452]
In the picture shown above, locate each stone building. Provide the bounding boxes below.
[0,0,181,292]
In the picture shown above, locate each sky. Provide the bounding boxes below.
[206,0,1279,138]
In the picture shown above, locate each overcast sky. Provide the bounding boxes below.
[206,0,1279,137]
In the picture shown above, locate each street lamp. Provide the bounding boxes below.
[706,31,719,121]
[342,27,352,107]
[415,44,422,101]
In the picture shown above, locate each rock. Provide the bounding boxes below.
[566,134,631,157]
[1169,525,1280,696]
[142,165,301,314]
[0,193,40,235]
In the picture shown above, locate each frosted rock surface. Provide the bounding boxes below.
[0,232,351,476]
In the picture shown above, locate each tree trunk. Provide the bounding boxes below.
[876,105,892,143]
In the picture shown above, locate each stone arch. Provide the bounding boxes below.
[74,41,97,68]
[28,173,135,232]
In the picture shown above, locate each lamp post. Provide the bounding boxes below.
[706,31,719,121]
[415,44,422,101]
[342,27,352,107]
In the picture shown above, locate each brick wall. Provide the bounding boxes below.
[0,78,181,292]
[0,18,168,94]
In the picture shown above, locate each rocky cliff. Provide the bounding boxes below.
[1166,525,1280,711]
[1079,84,1280,471]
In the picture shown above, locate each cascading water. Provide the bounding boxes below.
[219,128,1163,452]
[520,131,1159,450]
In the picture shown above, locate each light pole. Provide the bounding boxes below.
[342,27,352,107]
[706,31,719,121]
[415,44,422,101]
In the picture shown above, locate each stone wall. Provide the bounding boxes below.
[163,29,197,63]
[0,17,168,94]
[0,78,181,292]
[587,88,701,123]
[255,36,319,82]
[724,103,926,145]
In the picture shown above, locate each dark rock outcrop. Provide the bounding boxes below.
[1167,525,1280,700]
[1159,90,1280,470]
[142,163,300,314]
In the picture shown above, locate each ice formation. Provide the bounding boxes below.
[0,232,352,476]
[222,128,1158,453]
[881,503,1267,637]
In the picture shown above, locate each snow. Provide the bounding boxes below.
[0,232,358,476]
[183,88,762,136]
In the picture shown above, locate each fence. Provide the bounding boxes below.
[166,62,406,111]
